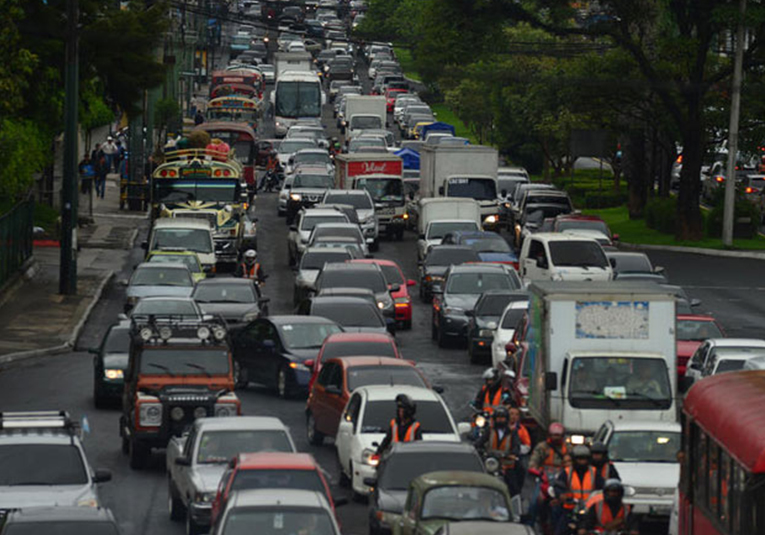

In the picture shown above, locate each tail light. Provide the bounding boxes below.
[746,187,755,194]
[715,176,725,183]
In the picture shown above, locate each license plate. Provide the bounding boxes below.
[377,207,395,215]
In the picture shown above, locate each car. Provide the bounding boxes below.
[285,127,329,149]
[124,262,195,313]
[128,296,203,319]
[432,523,534,535]
[508,183,556,227]
[308,331,401,386]
[285,148,334,176]
[315,262,396,317]
[167,416,297,534]
[229,315,343,397]
[417,219,482,263]
[0,411,111,511]
[440,231,518,268]
[306,357,431,445]
[297,296,392,335]
[685,338,765,385]
[396,471,517,534]
[518,233,613,283]
[211,453,342,527]
[491,301,528,368]
[90,320,130,407]
[294,247,354,305]
[366,442,486,535]
[592,420,681,519]
[322,189,378,246]
[467,290,527,364]
[432,263,522,348]
[146,250,206,283]
[552,214,615,240]
[418,245,481,303]
[307,222,370,258]
[703,349,765,376]
[288,207,351,265]
[607,251,666,282]
[146,218,216,271]
[660,284,702,315]
[514,204,575,247]
[675,314,726,376]
[335,385,469,498]
[276,138,319,167]
[192,278,269,325]
[349,259,416,330]
[284,168,336,223]
[0,506,121,535]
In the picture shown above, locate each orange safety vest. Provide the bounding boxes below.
[544,442,568,468]
[564,466,597,502]
[512,423,531,447]
[489,429,516,469]
[390,419,421,443]
[482,387,504,414]
[240,262,260,279]
[595,461,614,481]
[594,499,628,532]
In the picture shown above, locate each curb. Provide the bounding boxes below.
[619,241,765,260]
[0,270,115,367]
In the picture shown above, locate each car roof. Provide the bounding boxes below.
[324,332,394,343]
[556,214,605,222]
[388,440,478,456]
[358,384,441,401]
[193,416,289,432]
[303,208,349,217]
[449,263,511,273]
[312,296,376,306]
[412,470,508,490]
[304,247,352,255]
[428,245,476,253]
[607,420,682,433]
[195,278,255,286]
[605,251,648,258]
[707,338,765,348]
[153,218,211,230]
[323,262,379,272]
[4,506,116,524]
[349,258,399,268]
[336,356,413,367]
[229,489,331,509]
[236,452,319,471]
[526,232,601,243]
[325,189,369,196]
[269,315,339,325]
[313,223,361,230]
[135,262,191,271]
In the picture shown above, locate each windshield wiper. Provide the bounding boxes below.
[9,481,55,486]
[185,362,212,377]
[148,363,175,376]
[627,391,669,408]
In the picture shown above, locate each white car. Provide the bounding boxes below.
[276,137,319,167]
[322,190,378,247]
[685,338,765,383]
[287,208,350,265]
[491,300,528,368]
[335,385,469,497]
[592,420,681,518]
[278,175,295,216]
[518,233,613,283]
[417,219,481,262]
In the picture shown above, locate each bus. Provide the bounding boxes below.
[211,68,265,100]
[271,71,324,137]
[206,96,260,130]
[193,122,257,190]
[679,371,765,534]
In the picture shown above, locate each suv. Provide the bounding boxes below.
[0,411,112,511]
[284,167,335,224]
[146,218,216,272]
[321,190,378,248]
[120,317,241,469]
[0,506,120,535]
[288,207,350,266]
[314,262,396,318]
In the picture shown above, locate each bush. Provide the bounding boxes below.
[644,197,677,234]
[706,198,761,239]
[583,192,627,209]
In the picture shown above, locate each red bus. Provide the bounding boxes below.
[193,122,257,188]
[679,371,765,534]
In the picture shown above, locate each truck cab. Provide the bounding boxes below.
[352,174,407,240]
[519,233,613,283]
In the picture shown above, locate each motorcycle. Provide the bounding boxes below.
[262,169,280,192]
[467,403,490,442]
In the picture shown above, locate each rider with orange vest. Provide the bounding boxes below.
[376,394,423,454]
[552,446,604,507]
[590,441,620,481]
[578,479,639,534]
[235,249,265,283]
[472,368,508,415]
[475,406,522,495]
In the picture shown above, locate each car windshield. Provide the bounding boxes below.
[427,222,479,240]
[223,509,336,535]
[323,341,396,359]
[463,237,512,254]
[497,178,526,196]
[0,444,88,485]
[609,431,680,463]
[151,229,213,254]
[526,194,570,206]
[324,194,372,209]
[139,348,230,375]
[359,178,403,202]
[378,264,405,286]
[280,140,317,154]
[301,215,348,231]
[194,283,256,303]
[232,469,326,495]
[280,322,343,349]
[148,254,201,272]
[361,400,453,434]
[676,320,723,341]
[197,430,293,464]
[476,294,515,317]
[526,205,571,222]
[446,272,517,294]
[320,270,386,292]
[132,299,198,317]
[569,357,672,409]
[421,486,510,522]
[131,267,192,287]
[447,177,497,201]
[557,220,610,236]
[295,153,330,166]
[425,248,480,266]
[501,308,526,329]
[313,227,362,242]
[347,366,426,391]
[549,241,607,268]
[104,326,130,353]
[301,251,351,270]
[610,254,652,273]
[293,174,334,188]
[3,524,119,535]
[379,452,483,490]
[716,359,748,374]
[313,302,383,328]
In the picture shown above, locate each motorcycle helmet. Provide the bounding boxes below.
[244,249,257,260]
[572,445,591,460]
[548,422,565,437]
[603,478,624,506]
[482,367,499,382]
[492,406,509,423]
[396,394,416,418]
[590,441,608,455]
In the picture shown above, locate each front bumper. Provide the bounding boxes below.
[353,460,377,496]
[627,495,674,517]
[439,313,469,339]
[214,238,239,264]
[189,502,212,527]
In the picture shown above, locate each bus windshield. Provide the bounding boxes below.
[153,179,240,204]
[276,81,321,118]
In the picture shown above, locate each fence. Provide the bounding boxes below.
[0,199,34,288]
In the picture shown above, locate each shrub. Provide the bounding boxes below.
[583,192,627,209]
[706,198,761,239]
[644,197,677,234]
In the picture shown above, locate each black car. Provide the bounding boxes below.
[296,295,392,335]
[1,506,120,535]
[418,245,481,303]
[467,289,528,364]
[90,320,130,408]
[192,278,270,325]
[229,316,343,398]
[366,441,485,535]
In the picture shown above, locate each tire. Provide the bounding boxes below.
[128,439,149,470]
[306,411,325,445]
[168,478,185,521]
[186,509,202,535]
[276,366,290,398]
[234,361,249,390]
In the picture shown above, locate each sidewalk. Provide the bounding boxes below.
[0,173,145,363]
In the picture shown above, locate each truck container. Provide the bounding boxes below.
[274,52,313,78]
[342,95,387,140]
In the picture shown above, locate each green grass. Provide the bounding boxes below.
[394,47,420,82]
[429,104,479,145]
[34,203,59,235]
[583,205,765,250]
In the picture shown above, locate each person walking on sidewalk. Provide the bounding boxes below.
[78,154,95,194]
[101,136,119,173]
[94,150,108,199]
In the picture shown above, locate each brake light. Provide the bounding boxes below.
[676,155,683,164]
[715,176,725,183]
[214,170,222,177]
[746,187,755,193]
[223,169,231,177]
[160,170,168,177]
[169,170,177,177]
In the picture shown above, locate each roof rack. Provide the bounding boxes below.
[0,411,79,436]
[130,315,229,345]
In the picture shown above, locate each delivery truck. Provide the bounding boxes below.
[416,198,482,261]
[521,281,678,444]
[342,95,387,140]
[419,144,499,229]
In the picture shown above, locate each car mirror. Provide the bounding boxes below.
[258,297,271,304]
[93,468,112,483]
[326,385,342,396]
[408,191,415,200]
[141,240,148,250]
[418,233,425,240]
[120,279,129,287]
[362,477,377,488]
[289,225,298,232]
[609,258,617,268]
[655,266,666,274]
[433,385,444,394]
[457,422,471,437]
[386,318,396,334]
[679,375,695,393]
[175,457,191,466]
[389,284,400,293]
[304,359,315,369]
[465,310,474,317]
[262,340,276,352]
[407,279,416,287]
[117,313,128,320]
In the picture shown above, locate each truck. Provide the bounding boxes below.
[274,52,313,78]
[342,95,387,140]
[270,70,324,137]
[522,281,678,444]
[415,198,482,261]
[419,144,500,230]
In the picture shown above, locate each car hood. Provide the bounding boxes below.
[288,348,322,362]
[194,464,229,493]
[677,340,701,358]
[198,303,260,320]
[0,484,97,509]
[424,266,449,277]
[127,286,193,299]
[475,316,501,328]
[478,252,518,263]
[357,208,375,222]
[613,461,679,491]
[103,353,129,370]
[291,187,329,196]
[553,266,612,281]
[444,294,480,311]
[296,270,320,286]
[377,489,408,514]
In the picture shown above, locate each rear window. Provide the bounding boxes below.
[549,241,607,268]
[379,264,405,285]
[104,326,130,353]
[313,302,383,328]
[346,366,426,391]
[476,294,515,317]
[362,400,453,434]
[301,251,351,270]
[313,226,362,242]
[301,215,348,231]
[324,193,373,209]
[425,248,480,266]
[379,452,483,490]
[323,341,396,359]
[232,469,326,495]
[319,270,387,293]
[4,523,119,535]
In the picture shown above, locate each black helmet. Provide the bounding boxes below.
[590,441,608,455]
[396,394,416,418]
[603,478,624,498]
[572,445,591,459]
[493,406,509,421]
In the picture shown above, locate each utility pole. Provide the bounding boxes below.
[723,0,747,247]
[60,0,79,294]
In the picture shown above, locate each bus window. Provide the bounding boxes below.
[708,442,719,517]
[694,429,708,507]
[719,450,730,526]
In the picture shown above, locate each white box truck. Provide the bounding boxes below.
[523,281,677,444]
[419,144,500,230]
[274,52,313,78]
[342,95,387,140]
[416,198,482,261]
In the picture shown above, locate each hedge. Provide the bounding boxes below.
[644,197,677,234]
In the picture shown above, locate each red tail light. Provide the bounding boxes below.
[746,187,754,193]
[715,176,725,183]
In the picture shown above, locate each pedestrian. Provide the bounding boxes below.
[90,143,100,163]
[101,136,119,173]
[194,110,205,125]
[116,140,126,169]
[78,154,95,194]
[94,150,108,199]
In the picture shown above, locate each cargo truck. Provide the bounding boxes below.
[341,95,387,140]
[416,198,482,261]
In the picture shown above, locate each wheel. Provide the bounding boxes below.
[186,509,202,535]
[403,319,412,330]
[276,366,290,398]
[234,360,249,389]
[306,411,324,445]
[128,439,149,470]
[168,478,185,521]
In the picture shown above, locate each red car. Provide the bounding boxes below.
[211,452,342,525]
[385,88,408,113]
[306,332,401,391]
[676,314,726,377]
[349,258,416,329]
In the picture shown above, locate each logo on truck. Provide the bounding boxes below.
[347,161,404,176]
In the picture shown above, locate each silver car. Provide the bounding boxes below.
[321,190,378,248]
[124,263,195,313]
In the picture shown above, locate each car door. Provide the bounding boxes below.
[260,321,282,385]
[177,427,198,506]
[686,341,710,381]
[312,363,336,434]
[324,363,347,437]
[522,238,548,280]
[243,320,269,381]
[336,392,361,474]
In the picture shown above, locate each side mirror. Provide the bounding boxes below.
[120,279,130,287]
[362,477,377,488]
[289,225,298,232]
[258,297,271,304]
[679,375,695,393]
[654,266,666,274]
[545,371,558,391]
[505,342,518,354]
[304,359,315,369]
[433,385,444,394]
[389,284,400,293]
[465,310,474,317]
[418,234,425,240]
[117,313,128,320]
[408,191,415,200]
[609,258,617,268]
[325,385,342,396]
[407,279,416,287]
[690,298,702,307]
[457,422,472,437]
[93,469,112,483]
[438,186,444,195]
[175,457,191,467]
[386,318,396,334]
[501,189,507,197]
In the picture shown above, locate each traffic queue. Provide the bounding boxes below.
[3,2,765,535]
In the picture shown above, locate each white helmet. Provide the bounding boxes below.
[244,249,257,259]
[482,368,499,381]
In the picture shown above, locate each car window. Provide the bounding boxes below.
[326,363,343,389]
[446,272,518,294]
[280,322,342,350]
[379,452,483,490]
[132,299,198,317]
[231,469,326,495]
[346,366,426,391]
[300,251,351,270]
[318,270,387,293]
[197,430,294,463]
[345,393,362,430]
[3,522,120,535]
[322,341,396,359]
[379,264,405,286]
[103,326,130,353]
[361,400,453,434]
[131,267,192,287]
[475,294,514,317]
[548,241,607,268]
[501,308,527,330]
[0,444,88,485]
[676,320,723,341]
[151,228,213,254]
[148,254,201,272]
[193,283,256,303]
[312,302,383,328]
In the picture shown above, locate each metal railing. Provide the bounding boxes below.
[0,199,34,288]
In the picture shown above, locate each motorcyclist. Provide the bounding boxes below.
[529,422,569,472]
[578,479,639,535]
[259,150,280,191]
[376,394,423,454]
[552,445,604,535]
[590,441,620,481]
[472,368,507,415]
[329,136,341,158]
[235,249,265,284]
[475,406,521,495]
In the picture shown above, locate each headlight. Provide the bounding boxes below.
[215,403,237,417]
[289,361,309,372]
[104,369,124,380]
[568,434,586,445]
[362,448,380,466]
[475,414,487,428]
[504,202,511,208]
[170,406,185,421]
[479,329,495,337]
[243,311,260,322]
[444,306,464,315]
[194,491,214,504]
[138,403,162,426]
[290,193,302,201]
[377,301,385,309]
[484,214,498,224]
